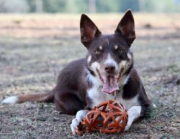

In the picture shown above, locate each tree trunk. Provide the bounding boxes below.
[89,0,96,13]
[35,0,43,13]
[139,0,145,12]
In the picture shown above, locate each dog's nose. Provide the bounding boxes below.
[105,65,115,74]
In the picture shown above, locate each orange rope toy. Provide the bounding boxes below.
[76,100,128,135]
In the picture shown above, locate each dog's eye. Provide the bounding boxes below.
[95,50,101,55]
[118,49,123,54]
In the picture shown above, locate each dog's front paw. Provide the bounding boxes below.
[71,118,80,135]
[70,110,88,135]
[124,123,131,131]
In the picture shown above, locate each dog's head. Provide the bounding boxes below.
[80,10,135,94]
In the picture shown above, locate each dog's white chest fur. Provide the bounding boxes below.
[87,73,139,110]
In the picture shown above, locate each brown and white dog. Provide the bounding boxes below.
[2,10,153,134]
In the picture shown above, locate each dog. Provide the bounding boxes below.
[2,10,152,134]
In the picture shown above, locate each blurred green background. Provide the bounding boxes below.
[0,0,180,13]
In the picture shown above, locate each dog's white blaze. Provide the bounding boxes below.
[2,96,18,104]
[87,55,92,63]
[104,54,118,71]
[125,106,142,131]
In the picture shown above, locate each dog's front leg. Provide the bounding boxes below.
[70,110,88,134]
[125,106,142,131]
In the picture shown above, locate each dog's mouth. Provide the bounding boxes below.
[97,69,124,94]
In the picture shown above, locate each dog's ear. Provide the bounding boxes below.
[80,14,101,48]
[115,10,136,46]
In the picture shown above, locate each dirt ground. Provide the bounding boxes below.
[0,13,180,139]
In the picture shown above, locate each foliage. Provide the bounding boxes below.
[145,0,180,13]
[120,0,140,12]
[0,0,180,13]
[0,0,29,13]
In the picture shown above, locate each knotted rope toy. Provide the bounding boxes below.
[76,100,128,135]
